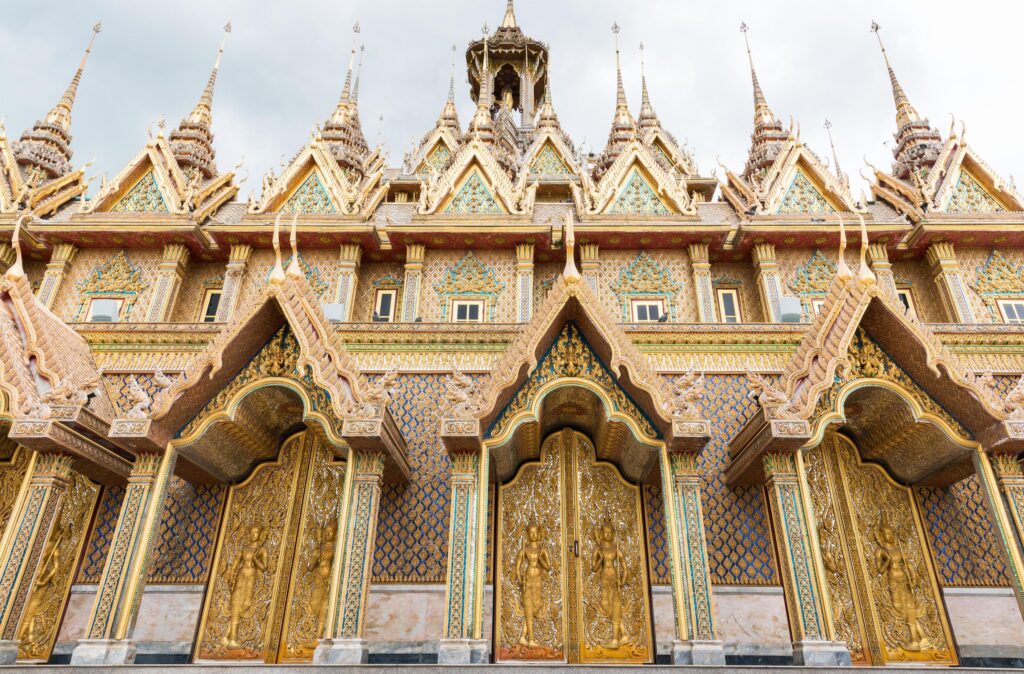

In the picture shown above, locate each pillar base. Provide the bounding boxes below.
[0,640,19,664]
[69,638,137,665]
[313,637,368,664]
[792,640,851,666]
[672,638,726,665]
[437,638,489,664]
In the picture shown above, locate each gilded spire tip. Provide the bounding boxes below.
[740,20,774,128]
[871,20,919,129]
[45,21,102,131]
[501,0,517,29]
[448,43,457,102]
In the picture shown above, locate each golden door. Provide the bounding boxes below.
[194,430,345,664]
[495,428,653,664]
[805,433,958,666]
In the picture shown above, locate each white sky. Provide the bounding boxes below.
[2,0,1021,199]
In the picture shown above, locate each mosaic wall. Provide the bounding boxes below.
[52,248,162,323]
[419,250,517,323]
[961,247,1024,324]
[169,261,225,322]
[351,261,404,322]
[711,262,764,323]
[78,477,225,584]
[890,258,947,323]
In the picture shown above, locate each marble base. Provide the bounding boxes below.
[0,640,19,664]
[672,638,727,665]
[792,639,851,666]
[437,638,489,664]
[313,637,368,664]
[69,638,137,664]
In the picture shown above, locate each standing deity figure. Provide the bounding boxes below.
[222,525,269,648]
[18,528,64,651]
[591,523,627,649]
[513,524,550,648]
[874,519,925,652]
[308,524,336,642]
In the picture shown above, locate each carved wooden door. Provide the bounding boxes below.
[194,431,345,664]
[805,433,958,666]
[495,428,653,664]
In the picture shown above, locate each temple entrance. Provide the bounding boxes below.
[804,432,958,666]
[494,428,653,664]
[193,430,345,664]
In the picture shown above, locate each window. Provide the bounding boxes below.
[716,288,742,323]
[451,299,484,323]
[199,289,222,323]
[810,298,827,317]
[373,289,397,323]
[998,299,1024,324]
[895,288,917,319]
[630,299,665,323]
[86,298,123,322]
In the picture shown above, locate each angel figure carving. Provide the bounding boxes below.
[663,368,705,420]
[1004,374,1024,419]
[444,364,483,419]
[745,371,793,418]
[124,376,151,419]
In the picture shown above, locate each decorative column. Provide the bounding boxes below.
[35,243,78,309]
[762,452,850,666]
[515,243,534,323]
[216,244,253,323]
[315,451,386,664]
[400,244,425,322]
[144,244,190,322]
[973,450,1024,617]
[925,242,976,323]
[661,450,725,664]
[335,244,362,322]
[0,452,73,664]
[71,450,177,665]
[866,243,898,298]
[688,243,717,323]
[753,243,783,323]
[580,243,600,293]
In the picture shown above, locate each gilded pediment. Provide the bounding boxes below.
[756,142,858,215]
[85,139,190,215]
[420,142,525,216]
[587,145,692,216]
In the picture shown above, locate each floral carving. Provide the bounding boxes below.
[609,168,669,215]
[444,171,502,215]
[947,170,1004,214]
[610,252,681,321]
[110,171,168,213]
[529,143,571,176]
[283,171,336,214]
[434,252,506,321]
[789,250,836,296]
[777,171,835,214]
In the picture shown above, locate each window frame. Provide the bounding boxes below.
[451,299,485,323]
[373,288,398,323]
[86,297,125,323]
[895,287,917,319]
[997,298,1024,324]
[198,287,223,323]
[715,287,743,324]
[810,298,827,317]
[629,298,666,323]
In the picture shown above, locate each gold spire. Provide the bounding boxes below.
[435,43,461,133]
[871,21,921,130]
[352,44,365,104]
[637,42,659,134]
[45,22,101,131]
[612,22,633,128]
[185,22,230,129]
[330,22,360,125]
[448,43,456,103]
[501,0,517,29]
[470,24,495,139]
[824,118,847,185]
[536,79,560,131]
[740,22,774,128]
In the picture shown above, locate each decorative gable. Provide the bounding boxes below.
[433,252,506,320]
[609,167,670,215]
[282,170,337,215]
[444,170,503,215]
[947,170,1006,214]
[72,251,150,320]
[110,171,168,214]
[418,143,452,174]
[789,250,836,296]
[529,142,571,176]
[777,170,837,215]
[262,253,330,298]
[610,252,681,320]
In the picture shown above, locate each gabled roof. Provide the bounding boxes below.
[584,141,695,216]
[418,138,527,216]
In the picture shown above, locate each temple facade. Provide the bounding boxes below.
[0,1,1023,667]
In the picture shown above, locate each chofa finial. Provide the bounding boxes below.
[269,214,286,285]
[286,213,302,280]
[835,214,852,283]
[562,211,581,284]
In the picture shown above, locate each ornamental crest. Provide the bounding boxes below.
[777,170,836,215]
[110,171,168,213]
[789,250,836,296]
[372,273,404,289]
[434,252,505,320]
[444,171,502,215]
[610,252,681,320]
[420,143,451,174]
[609,168,670,215]
[947,170,1004,214]
[282,170,337,214]
[73,251,149,320]
[529,143,571,175]
[973,251,1024,295]
[264,253,330,298]
[488,322,658,440]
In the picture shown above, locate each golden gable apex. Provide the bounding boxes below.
[418,138,528,216]
[84,137,188,215]
[749,138,862,215]
[585,141,694,216]
[927,136,1024,214]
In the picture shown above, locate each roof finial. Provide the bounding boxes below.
[5,215,26,282]
[353,44,365,104]
[342,23,360,102]
[612,23,628,115]
[562,211,581,284]
[45,22,101,131]
[286,213,302,280]
[185,22,230,128]
[871,21,920,129]
[448,43,457,103]
[638,41,660,133]
[269,214,286,285]
[824,119,845,183]
[740,21,774,128]
[856,214,876,286]
[501,0,517,29]
[471,25,494,137]
[835,213,852,283]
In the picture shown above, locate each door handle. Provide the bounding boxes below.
[573,540,579,557]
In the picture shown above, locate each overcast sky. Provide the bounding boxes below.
[2,0,1021,200]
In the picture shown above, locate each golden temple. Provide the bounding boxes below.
[0,1,1022,668]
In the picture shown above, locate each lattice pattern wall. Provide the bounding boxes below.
[352,262,405,322]
[420,250,516,323]
[52,248,162,323]
[890,259,947,323]
[711,262,764,323]
[595,250,697,323]
[170,261,224,322]
[961,247,1024,323]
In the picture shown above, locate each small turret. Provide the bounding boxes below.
[739,22,788,182]
[170,22,230,180]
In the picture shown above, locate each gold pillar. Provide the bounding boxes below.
[762,451,850,666]
[438,450,489,664]
[515,243,534,323]
[35,243,78,310]
[580,243,600,294]
[215,244,253,322]
[315,450,385,664]
[753,243,783,322]
[866,243,898,299]
[661,450,725,664]
[335,244,362,322]
[401,244,425,322]
[688,243,717,323]
[925,242,976,323]
[144,244,190,322]
[70,450,177,665]
[0,452,73,664]
[974,450,1024,618]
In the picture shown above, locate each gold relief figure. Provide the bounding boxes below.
[222,525,269,649]
[590,523,627,649]
[513,524,550,648]
[308,524,336,642]
[17,528,63,652]
[873,518,925,652]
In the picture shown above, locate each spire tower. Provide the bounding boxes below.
[434,43,462,135]
[637,42,659,135]
[501,0,517,29]
[738,22,788,182]
[470,24,495,141]
[170,22,231,179]
[593,22,637,179]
